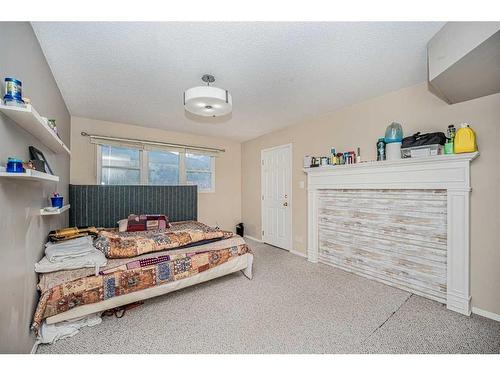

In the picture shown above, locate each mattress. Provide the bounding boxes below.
[32,223,253,332]
[46,253,252,324]
[38,235,247,292]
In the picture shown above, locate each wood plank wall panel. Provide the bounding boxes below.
[69,185,197,228]
[317,189,447,302]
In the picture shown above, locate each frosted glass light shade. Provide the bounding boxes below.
[184,86,232,117]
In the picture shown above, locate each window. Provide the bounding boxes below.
[97,144,215,192]
[185,153,214,191]
[100,145,141,185]
[148,150,180,185]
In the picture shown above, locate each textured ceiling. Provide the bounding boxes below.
[32,22,444,142]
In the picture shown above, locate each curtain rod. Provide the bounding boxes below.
[80,132,225,153]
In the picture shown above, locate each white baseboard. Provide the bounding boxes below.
[472,307,500,322]
[244,235,263,243]
[243,235,307,258]
[290,249,307,258]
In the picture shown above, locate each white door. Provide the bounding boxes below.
[261,144,292,250]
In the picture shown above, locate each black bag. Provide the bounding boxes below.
[402,132,447,148]
[236,223,244,237]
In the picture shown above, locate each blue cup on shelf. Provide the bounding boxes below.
[51,196,63,208]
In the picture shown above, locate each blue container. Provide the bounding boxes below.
[51,196,64,208]
[384,122,403,144]
[6,157,24,173]
[4,78,23,102]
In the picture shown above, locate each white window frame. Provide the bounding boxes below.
[96,144,144,186]
[96,144,215,193]
[184,153,216,193]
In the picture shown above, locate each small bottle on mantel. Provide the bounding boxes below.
[377,138,386,161]
[330,148,337,165]
[356,147,361,163]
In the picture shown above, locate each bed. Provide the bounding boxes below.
[32,185,253,332]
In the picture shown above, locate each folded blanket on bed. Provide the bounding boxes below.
[45,236,95,262]
[35,236,107,275]
[35,250,107,275]
[94,221,231,259]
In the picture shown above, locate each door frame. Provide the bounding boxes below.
[260,143,293,251]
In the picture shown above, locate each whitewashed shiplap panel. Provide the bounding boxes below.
[317,189,447,302]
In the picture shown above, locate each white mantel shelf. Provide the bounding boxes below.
[304,152,479,174]
[304,151,479,316]
[303,152,479,191]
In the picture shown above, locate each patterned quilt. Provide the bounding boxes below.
[94,221,231,259]
[32,241,251,332]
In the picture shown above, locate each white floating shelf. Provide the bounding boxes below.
[0,169,59,182]
[40,204,70,216]
[0,104,71,155]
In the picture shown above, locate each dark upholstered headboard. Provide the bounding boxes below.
[69,185,197,228]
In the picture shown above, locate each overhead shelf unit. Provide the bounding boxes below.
[0,169,60,182]
[0,103,71,155]
[40,204,70,216]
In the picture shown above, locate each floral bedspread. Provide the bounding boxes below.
[32,242,251,332]
[94,221,231,259]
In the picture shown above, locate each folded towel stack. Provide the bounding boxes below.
[35,236,107,275]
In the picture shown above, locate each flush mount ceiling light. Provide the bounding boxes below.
[184,74,232,117]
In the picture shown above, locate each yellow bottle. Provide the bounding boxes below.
[454,123,478,154]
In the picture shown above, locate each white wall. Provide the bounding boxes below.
[70,116,242,232]
[242,82,500,316]
[0,22,70,353]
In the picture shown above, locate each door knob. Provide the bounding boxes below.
[283,202,288,207]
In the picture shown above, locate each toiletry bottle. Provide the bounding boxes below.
[444,125,456,154]
[330,148,336,165]
[454,123,477,154]
[338,153,344,165]
[377,138,386,161]
[447,124,456,141]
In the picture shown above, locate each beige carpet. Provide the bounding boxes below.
[37,239,500,354]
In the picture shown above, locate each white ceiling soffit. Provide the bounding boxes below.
[31,22,444,142]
